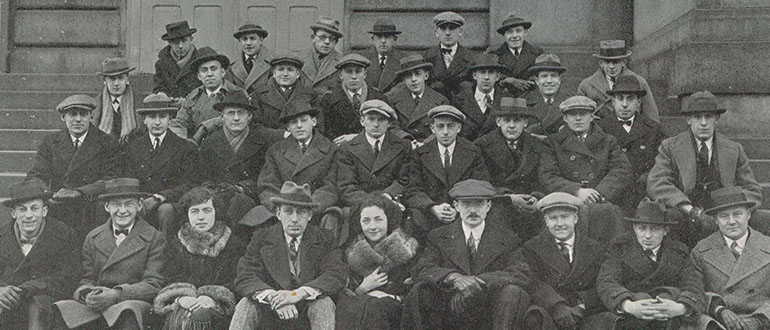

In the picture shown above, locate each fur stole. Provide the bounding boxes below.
[346,228,418,279]
[178,222,231,257]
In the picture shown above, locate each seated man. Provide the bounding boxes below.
[403,105,489,241]
[91,57,141,144]
[522,54,569,137]
[359,17,406,94]
[401,179,531,330]
[421,11,479,98]
[227,23,274,95]
[451,53,512,141]
[0,180,80,330]
[691,187,770,330]
[53,178,166,330]
[489,11,544,96]
[231,181,347,330]
[516,192,607,330]
[584,199,706,330]
[152,21,201,99]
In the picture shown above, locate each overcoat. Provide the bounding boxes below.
[168,79,244,139]
[163,224,246,288]
[226,47,275,95]
[488,41,544,80]
[386,85,449,142]
[420,44,479,98]
[300,47,342,95]
[523,90,569,136]
[316,81,389,139]
[475,130,545,196]
[152,45,201,98]
[577,69,660,123]
[359,46,407,93]
[451,86,511,141]
[250,77,319,140]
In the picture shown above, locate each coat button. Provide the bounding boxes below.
[570,155,576,161]
[640,145,646,150]
[622,148,628,152]
[588,173,596,179]
[590,159,595,164]
[573,172,579,178]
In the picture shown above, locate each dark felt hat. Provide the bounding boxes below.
[607,75,647,96]
[395,54,433,76]
[496,12,532,34]
[681,91,727,115]
[367,17,401,35]
[335,54,371,70]
[704,187,759,215]
[161,21,197,41]
[2,179,52,208]
[492,97,538,120]
[624,199,678,225]
[270,181,320,208]
[56,94,97,114]
[136,94,177,115]
[190,47,230,70]
[526,53,567,76]
[267,54,304,68]
[98,178,149,201]
[310,16,343,39]
[233,23,268,39]
[467,53,509,74]
[98,57,135,76]
[448,179,497,200]
[278,102,318,124]
[433,11,465,28]
[428,104,466,122]
[593,40,632,60]
[537,192,582,213]
[213,92,258,113]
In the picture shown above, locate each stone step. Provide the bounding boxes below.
[0,129,56,151]
[0,73,154,92]
[0,172,25,197]
[0,109,63,129]
[0,151,36,173]
[656,96,681,117]
[660,116,686,137]
[735,138,770,161]
[0,91,97,110]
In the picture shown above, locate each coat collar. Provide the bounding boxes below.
[91,217,156,272]
[360,47,404,91]
[391,86,446,127]
[253,77,314,112]
[549,124,609,158]
[480,130,539,180]
[455,87,500,127]
[279,132,334,177]
[669,131,738,191]
[52,126,112,175]
[599,115,656,146]
[300,48,342,86]
[259,224,326,289]
[230,47,274,90]
[203,129,268,170]
[696,229,770,289]
[493,41,540,76]
[347,131,403,173]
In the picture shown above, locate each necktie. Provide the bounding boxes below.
[558,242,571,264]
[73,139,80,150]
[379,55,386,70]
[441,48,453,67]
[698,142,710,166]
[507,140,518,151]
[113,98,120,113]
[245,56,254,73]
[153,137,161,150]
[443,148,451,168]
[289,237,299,277]
[115,229,129,236]
[352,92,361,110]
[547,98,554,105]
[483,94,493,113]
[300,142,308,154]
[577,135,586,143]
[373,140,380,157]
[619,119,632,126]
[413,93,421,101]
[730,241,740,260]
[467,232,477,256]
[645,249,656,262]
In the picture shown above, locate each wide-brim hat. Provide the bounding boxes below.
[704,187,759,215]
[496,12,532,35]
[190,47,230,70]
[593,40,632,60]
[267,54,304,68]
[395,54,433,76]
[98,57,135,76]
[98,178,149,201]
[213,92,258,113]
[270,181,320,208]
[681,91,727,115]
[467,53,509,75]
[367,17,401,35]
[56,94,97,114]
[233,23,268,39]
[162,21,197,41]
[2,179,52,207]
[624,199,678,225]
[136,94,178,115]
[526,53,567,76]
[492,97,538,120]
[278,102,319,124]
[310,16,343,39]
[606,75,647,96]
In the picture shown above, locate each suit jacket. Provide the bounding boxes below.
[421,44,479,98]
[317,81,388,139]
[577,69,660,123]
[524,90,569,136]
[386,85,449,142]
[475,130,546,195]
[489,41,544,80]
[123,129,198,203]
[232,223,347,297]
[596,234,706,313]
[359,46,407,93]
[0,219,80,300]
[451,86,511,141]
[152,46,201,98]
[539,124,633,203]
[647,131,762,209]
[27,126,120,200]
[169,80,245,139]
[257,132,338,212]
[691,229,770,319]
[300,47,342,95]
[250,77,319,140]
[517,230,606,312]
[404,138,489,212]
[335,131,411,207]
[74,217,166,303]
[226,47,275,95]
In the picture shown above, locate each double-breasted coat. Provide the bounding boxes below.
[152,46,201,98]
[524,90,569,136]
[475,129,546,196]
[489,41,544,96]
[316,81,388,140]
[300,47,342,95]
[250,77,319,140]
[386,85,449,142]
[451,86,512,141]
[539,124,633,203]
[335,131,411,207]
[359,46,407,94]
[577,69,660,123]
[168,80,245,139]
[421,44,479,98]
[226,47,275,95]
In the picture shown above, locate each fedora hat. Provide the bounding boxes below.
[395,54,433,76]
[98,57,135,76]
[190,47,230,71]
[624,199,678,225]
[267,54,304,68]
[526,53,567,76]
[593,40,632,60]
[367,17,401,35]
[213,92,258,113]
[467,53,509,75]
[492,97,538,120]
[270,181,320,208]
[2,179,52,208]
[310,16,343,39]
[56,94,97,114]
[233,23,268,39]
[161,21,197,41]
[496,12,532,35]
[681,91,726,115]
[278,102,318,124]
[136,94,177,115]
[606,75,647,96]
[704,187,759,215]
[98,178,149,201]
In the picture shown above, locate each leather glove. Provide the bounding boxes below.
[552,303,578,330]
[689,206,719,232]
[718,308,749,330]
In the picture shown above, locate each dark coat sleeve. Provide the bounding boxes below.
[594,135,633,201]
[595,241,634,312]
[16,222,81,300]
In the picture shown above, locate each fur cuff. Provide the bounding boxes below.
[153,282,198,315]
[198,285,237,316]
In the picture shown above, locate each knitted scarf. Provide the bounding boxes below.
[177,222,231,258]
[223,125,249,154]
[172,45,196,69]
[97,84,136,141]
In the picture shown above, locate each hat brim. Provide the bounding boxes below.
[98,67,136,76]
[309,24,343,39]
[213,101,258,113]
[367,30,402,35]
[97,192,149,201]
[233,29,269,39]
[279,109,319,124]
[623,216,678,225]
[58,105,95,114]
[436,21,464,28]
[395,63,433,76]
[161,28,197,41]
[2,192,53,207]
[269,197,320,208]
[191,54,231,70]
[681,108,727,116]
[704,200,758,215]
[496,22,532,35]
[468,64,510,75]
[540,204,579,213]
[267,58,304,68]
[526,66,567,76]
[606,89,647,97]
[361,108,395,120]
[137,107,178,115]
[592,51,633,60]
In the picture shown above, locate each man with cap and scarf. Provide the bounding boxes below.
[0,180,80,330]
[451,53,513,141]
[227,23,274,95]
[358,17,407,94]
[152,21,202,100]
[402,179,532,330]
[489,11,544,95]
[300,16,344,95]
[522,54,569,137]
[421,11,480,98]
[91,57,142,144]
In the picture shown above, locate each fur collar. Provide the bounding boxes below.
[177,222,231,257]
[346,228,418,278]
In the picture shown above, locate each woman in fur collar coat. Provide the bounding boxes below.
[153,187,246,330]
[336,194,419,330]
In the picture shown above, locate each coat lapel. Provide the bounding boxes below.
[472,222,507,273]
[509,134,538,179]
[372,133,401,173]
[228,132,263,170]
[726,230,770,288]
[65,127,102,175]
[100,218,153,272]
[421,143,448,184]
[440,222,472,274]
[292,134,330,177]
[348,134,376,172]
[447,140,475,184]
[255,81,289,111]
[671,133,697,191]
[0,223,25,273]
[716,134,738,187]
[699,234,739,281]
[531,231,571,277]
[244,50,273,90]
[260,225,294,290]
[313,51,341,85]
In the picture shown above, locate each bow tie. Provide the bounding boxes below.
[114,229,129,236]
[619,119,632,126]
[19,237,35,245]
[440,48,452,55]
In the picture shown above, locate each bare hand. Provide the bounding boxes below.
[357,266,389,295]
[0,286,23,310]
[719,308,749,330]
[575,188,601,204]
[270,290,306,310]
[431,204,456,223]
[53,188,82,200]
[640,297,687,321]
[450,274,486,297]
[621,299,661,321]
[333,134,357,146]
[275,304,299,320]
[509,194,538,213]
[502,77,535,91]
[450,292,467,315]
[187,295,216,312]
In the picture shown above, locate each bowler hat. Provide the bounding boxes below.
[56,94,97,114]
[161,21,197,41]
[624,199,678,225]
[335,54,371,70]
[233,23,268,39]
[496,12,532,35]
[213,92,258,113]
[606,75,647,96]
[310,16,343,39]
[367,17,401,35]
[2,179,52,208]
[681,91,726,115]
[98,57,135,76]
[526,54,567,76]
[592,40,632,60]
[537,192,582,213]
[467,53,509,74]
[428,104,466,122]
[433,12,465,28]
[492,97,538,120]
[98,178,149,201]
[270,181,320,208]
[360,99,397,120]
[559,96,597,114]
[448,179,497,200]
[278,102,318,124]
[190,47,230,70]
[395,54,433,77]
[267,54,304,68]
[704,187,759,215]
[136,94,177,115]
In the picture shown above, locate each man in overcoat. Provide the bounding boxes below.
[91,57,142,144]
[0,180,80,330]
[522,54,569,137]
[27,94,121,237]
[358,17,406,94]
[401,179,532,330]
[227,23,274,95]
[230,181,346,330]
[52,178,166,330]
[300,16,344,95]
[452,53,512,141]
[489,12,544,96]
[421,11,479,98]
[647,91,762,248]
[152,21,201,99]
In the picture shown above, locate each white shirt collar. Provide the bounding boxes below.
[509,46,522,56]
[555,235,575,247]
[206,85,224,97]
[149,131,167,144]
[437,141,456,156]
[441,43,458,56]
[698,136,714,149]
[346,87,362,98]
[71,131,88,145]
[297,136,313,148]
[412,90,425,99]
[474,88,494,103]
[462,221,485,246]
[365,133,385,149]
[723,230,749,252]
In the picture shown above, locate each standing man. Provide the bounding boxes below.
[452,53,512,141]
[227,23,274,95]
[523,54,569,137]
[359,17,406,94]
[401,179,532,330]
[231,181,346,330]
[421,11,479,98]
[0,180,80,330]
[577,40,659,122]
[489,12,544,95]
[152,21,201,100]
[647,91,762,248]
[91,58,141,144]
[301,16,344,95]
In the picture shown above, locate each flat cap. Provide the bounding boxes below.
[56,94,97,113]
[433,11,465,27]
[360,99,397,120]
[559,95,597,113]
[448,179,496,200]
[537,192,582,212]
[267,54,304,68]
[335,54,371,70]
[428,105,466,122]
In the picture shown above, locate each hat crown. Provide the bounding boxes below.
[195,47,220,61]
[370,17,399,33]
[608,75,645,94]
[537,192,582,212]
[683,90,724,114]
[360,99,397,119]
[448,179,496,199]
[559,95,597,113]
[269,54,304,68]
[279,101,317,123]
[596,39,631,59]
[165,21,191,33]
[398,54,427,70]
[469,53,506,72]
[534,53,561,66]
[216,92,252,110]
[237,23,264,31]
[629,199,674,224]
[57,94,97,113]
[275,181,314,205]
[163,20,196,40]
[428,104,466,122]
[313,16,341,31]
[599,39,627,50]
[4,179,50,207]
[705,186,757,214]
[99,178,146,200]
[100,57,132,75]
[335,54,371,69]
[138,94,176,113]
[433,11,465,27]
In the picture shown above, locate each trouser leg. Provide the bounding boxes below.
[491,284,531,330]
[229,298,261,330]
[307,296,335,330]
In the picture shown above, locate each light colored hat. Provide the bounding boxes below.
[433,11,465,27]
[269,181,321,208]
[559,96,597,114]
[360,99,397,120]
[428,105,466,122]
[537,192,582,212]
